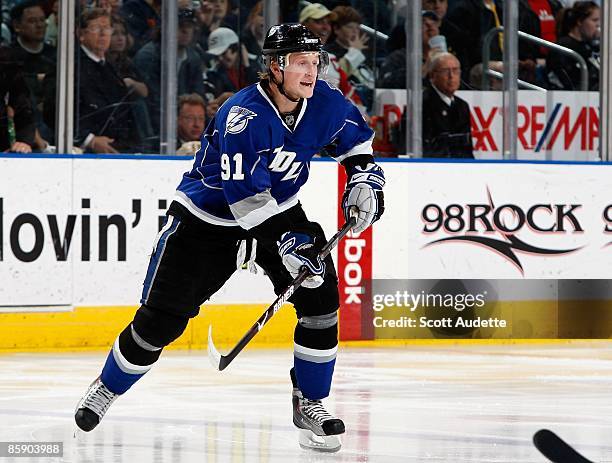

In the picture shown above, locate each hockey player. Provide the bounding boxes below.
[75,23,385,452]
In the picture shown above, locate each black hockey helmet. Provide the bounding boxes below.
[262,23,323,56]
[262,23,329,77]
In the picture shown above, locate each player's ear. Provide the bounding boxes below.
[270,61,282,80]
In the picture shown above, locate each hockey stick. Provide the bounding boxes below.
[208,215,358,371]
[533,429,595,463]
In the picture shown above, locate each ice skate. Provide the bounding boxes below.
[74,377,118,432]
[292,386,344,452]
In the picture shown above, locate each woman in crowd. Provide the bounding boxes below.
[107,16,148,98]
[107,15,153,148]
[547,0,600,90]
[324,6,370,81]
[240,1,264,64]
[325,6,374,108]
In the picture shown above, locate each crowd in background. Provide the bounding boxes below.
[0,0,602,156]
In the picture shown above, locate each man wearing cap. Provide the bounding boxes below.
[133,8,205,134]
[202,27,259,99]
[299,3,365,112]
[299,3,336,45]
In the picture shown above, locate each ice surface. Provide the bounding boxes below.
[1,343,612,462]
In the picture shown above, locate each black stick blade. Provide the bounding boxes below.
[533,429,594,463]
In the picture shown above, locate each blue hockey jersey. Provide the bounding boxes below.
[175,79,374,230]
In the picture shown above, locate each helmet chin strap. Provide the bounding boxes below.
[272,70,300,103]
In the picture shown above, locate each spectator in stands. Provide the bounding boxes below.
[422,53,473,157]
[98,0,123,16]
[134,8,205,134]
[9,1,56,83]
[423,0,447,20]
[45,0,59,46]
[423,0,463,57]
[521,0,562,87]
[1,23,11,46]
[300,3,335,45]
[385,21,404,54]
[422,11,446,62]
[240,1,264,64]
[325,6,375,108]
[379,11,446,88]
[205,90,233,119]
[379,26,406,89]
[119,0,160,54]
[75,8,141,153]
[176,93,206,153]
[547,1,600,90]
[469,60,504,89]
[325,6,372,85]
[108,15,154,147]
[202,27,258,99]
[1,0,13,44]
[9,0,55,144]
[300,3,364,111]
[195,0,238,54]
[0,47,35,152]
[524,0,562,50]
[108,16,148,98]
[444,0,541,86]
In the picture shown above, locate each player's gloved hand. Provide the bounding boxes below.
[278,232,326,289]
[342,162,385,233]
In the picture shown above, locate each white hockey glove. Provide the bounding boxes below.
[278,232,326,289]
[342,162,385,233]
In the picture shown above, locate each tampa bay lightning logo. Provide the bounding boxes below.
[225,106,257,136]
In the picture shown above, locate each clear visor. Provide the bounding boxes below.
[267,51,330,78]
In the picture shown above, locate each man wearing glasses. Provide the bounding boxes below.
[76,8,141,153]
[176,93,206,153]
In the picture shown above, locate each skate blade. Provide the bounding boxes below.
[298,429,341,453]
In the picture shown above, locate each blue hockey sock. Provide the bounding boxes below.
[100,337,153,394]
[293,344,337,400]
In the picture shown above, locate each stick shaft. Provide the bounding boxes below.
[212,217,356,370]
